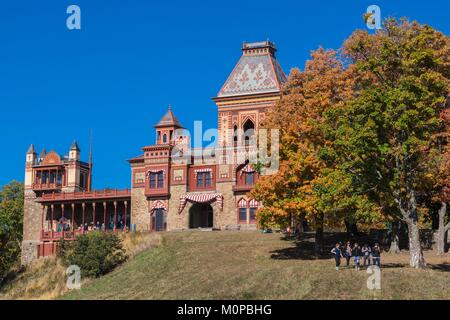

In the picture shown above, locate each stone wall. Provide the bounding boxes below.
[131,187,150,231]
[167,184,188,230]
[21,190,42,264]
[215,182,237,229]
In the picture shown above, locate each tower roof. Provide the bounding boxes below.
[217,41,287,98]
[70,140,80,151]
[27,144,36,154]
[154,105,183,128]
[39,149,47,159]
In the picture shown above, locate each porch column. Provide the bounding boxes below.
[61,204,65,239]
[71,203,75,233]
[103,202,107,231]
[124,201,128,232]
[92,202,96,229]
[41,205,45,238]
[50,204,54,238]
[82,203,86,234]
[113,201,117,233]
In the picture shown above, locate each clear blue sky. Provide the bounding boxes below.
[0,0,448,189]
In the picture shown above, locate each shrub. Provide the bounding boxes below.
[60,231,127,278]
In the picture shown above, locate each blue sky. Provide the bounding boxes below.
[0,0,448,189]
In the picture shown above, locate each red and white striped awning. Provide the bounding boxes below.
[146,169,166,177]
[151,200,166,211]
[240,164,255,176]
[238,199,247,208]
[194,168,212,176]
[178,192,223,214]
[249,199,260,208]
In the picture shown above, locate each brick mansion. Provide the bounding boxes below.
[21,41,287,264]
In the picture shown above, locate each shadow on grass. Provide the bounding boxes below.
[428,263,450,272]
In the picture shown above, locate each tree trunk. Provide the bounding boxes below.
[435,202,449,256]
[397,191,426,268]
[405,218,426,268]
[314,214,324,257]
[345,220,358,237]
[389,221,401,254]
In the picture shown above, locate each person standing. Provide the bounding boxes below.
[331,243,344,270]
[344,241,352,267]
[362,244,372,266]
[372,243,381,267]
[353,243,362,271]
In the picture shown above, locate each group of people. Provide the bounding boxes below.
[331,241,381,271]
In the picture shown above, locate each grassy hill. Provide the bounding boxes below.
[62,231,450,300]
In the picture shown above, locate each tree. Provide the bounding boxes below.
[251,49,379,255]
[422,108,450,255]
[0,181,24,283]
[332,18,449,268]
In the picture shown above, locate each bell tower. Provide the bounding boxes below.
[213,41,287,148]
[154,105,187,146]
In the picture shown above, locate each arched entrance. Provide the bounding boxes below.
[189,203,213,229]
[151,208,166,231]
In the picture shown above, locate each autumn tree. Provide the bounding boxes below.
[251,49,379,255]
[0,181,24,283]
[331,18,449,268]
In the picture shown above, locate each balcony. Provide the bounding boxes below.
[39,189,131,202]
[32,182,63,191]
[232,184,254,193]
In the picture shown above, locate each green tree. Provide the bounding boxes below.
[331,18,449,268]
[0,181,24,282]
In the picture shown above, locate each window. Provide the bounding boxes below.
[239,208,247,222]
[245,172,255,185]
[243,119,255,146]
[149,172,164,189]
[249,207,257,221]
[163,134,167,143]
[42,171,48,184]
[170,130,173,141]
[50,172,55,184]
[196,172,212,188]
[157,131,161,142]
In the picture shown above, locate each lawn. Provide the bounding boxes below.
[62,230,450,300]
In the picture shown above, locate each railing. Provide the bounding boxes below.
[232,184,254,192]
[32,183,63,190]
[40,188,131,201]
[41,228,128,241]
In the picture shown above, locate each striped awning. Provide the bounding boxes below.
[151,200,166,211]
[146,169,165,177]
[178,193,223,214]
[238,199,247,208]
[249,199,260,208]
[194,168,212,176]
[240,164,255,176]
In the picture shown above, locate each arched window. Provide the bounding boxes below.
[238,199,247,222]
[157,131,161,142]
[163,134,167,143]
[243,119,255,146]
[233,125,238,147]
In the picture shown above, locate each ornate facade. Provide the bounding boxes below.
[21,41,286,264]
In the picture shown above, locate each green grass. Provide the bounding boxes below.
[61,231,450,300]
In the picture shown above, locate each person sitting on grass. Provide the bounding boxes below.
[362,243,371,266]
[344,241,352,267]
[352,243,362,271]
[331,243,344,271]
[372,243,381,268]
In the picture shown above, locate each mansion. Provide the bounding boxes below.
[21,41,287,264]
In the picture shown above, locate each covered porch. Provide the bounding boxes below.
[37,189,132,241]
